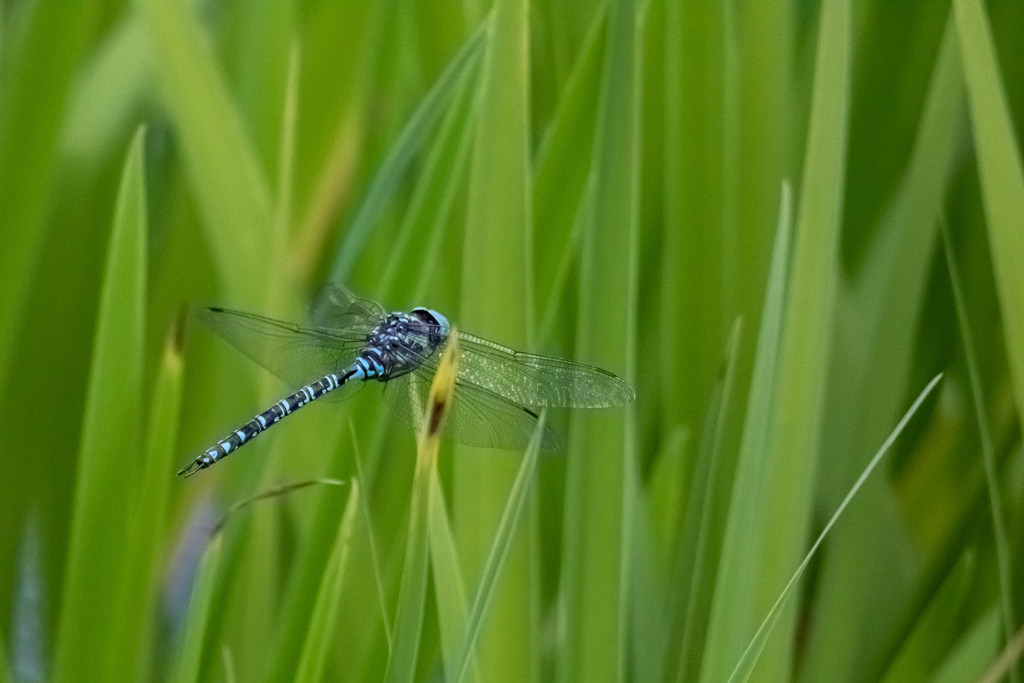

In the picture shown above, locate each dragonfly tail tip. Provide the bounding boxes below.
[177,460,204,478]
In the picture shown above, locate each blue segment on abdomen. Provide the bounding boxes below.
[186,368,354,474]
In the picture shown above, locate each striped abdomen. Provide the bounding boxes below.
[178,370,352,476]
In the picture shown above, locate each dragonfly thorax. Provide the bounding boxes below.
[362,309,450,380]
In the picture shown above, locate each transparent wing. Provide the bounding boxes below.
[200,307,371,391]
[308,283,387,331]
[381,367,563,452]
[399,329,635,408]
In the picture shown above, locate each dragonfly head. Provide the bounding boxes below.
[411,308,450,342]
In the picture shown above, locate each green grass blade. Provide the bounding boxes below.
[537,177,592,343]
[172,536,224,683]
[0,626,10,683]
[264,480,359,683]
[386,333,460,683]
[725,0,792,333]
[671,319,743,682]
[263,86,472,675]
[253,36,302,349]
[453,0,535,678]
[212,513,281,683]
[329,17,489,284]
[727,374,944,683]
[385,458,432,683]
[224,0,294,180]
[532,4,606,315]
[353,433,393,652]
[699,0,851,676]
[559,0,642,678]
[629,491,670,683]
[61,16,154,164]
[376,63,478,304]
[943,223,1018,669]
[428,468,479,683]
[52,127,148,683]
[140,0,271,302]
[203,481,342,536]
[138,19,289,606]
[798,14,968,679]
[273,38,301,264]
[265,75,477,669]
[290,0,388,281]
[386,453,438,682]
[222,646,237,683]
[932,607,1001,683]
[0,0,100,385]
[661,0,725,429]
[146,16,294,668]
[977,622,1024,683]
[402,89,477,306]
[104,319,185,682]
[294,480,361,683]
[633,321,738,683]
[451,414,546,683]
[953,0,1024,452]
[699,181,792,682]
[880,553,975,681]
[645,426,690,571]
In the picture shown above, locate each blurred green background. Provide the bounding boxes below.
[3,0,1024,680]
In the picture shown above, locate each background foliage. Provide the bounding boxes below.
[2,0,1024,681]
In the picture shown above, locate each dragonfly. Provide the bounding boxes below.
[178,285,635,477]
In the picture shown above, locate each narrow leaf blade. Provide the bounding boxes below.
[954,0,1024,440]
[294,480,361,683]
[141,0,272,301]
[105,319,186,682]
[172,537,224,683]
[52,127,149,683]
[700,0,852,676]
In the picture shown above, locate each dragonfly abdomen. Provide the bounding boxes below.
[352,347,387,379]
[178,368,354,476]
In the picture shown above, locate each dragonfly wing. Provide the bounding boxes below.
[382,368,562,451]
[453,333,635,408]
[309,283,387,331]
[200,307,369,394]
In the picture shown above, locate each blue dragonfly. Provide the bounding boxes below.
[179,285,634,476]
